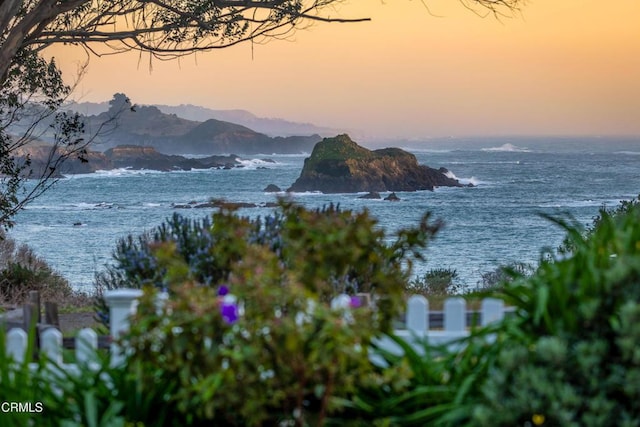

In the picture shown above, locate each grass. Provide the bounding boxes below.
[57,295,95,314]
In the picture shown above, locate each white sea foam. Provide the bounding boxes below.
[236,158,280,169]
[459,177,484,186]
[404,147,454,153]
[24,201,119,211]
[448,160,523,165]
[73,202,117,210]
[444,170,486,186]
[482,143,532,153]
[614,151,640,156]
[537,199,623,209]
[260,153,309,158]
[65,168,165,179]
[100,168,166,176]
[181,153,217,159]
[287,191,325,196]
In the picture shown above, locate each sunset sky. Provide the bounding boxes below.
[52,1,640,140]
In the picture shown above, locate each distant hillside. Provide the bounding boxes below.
[157,104,339,137]
[92,103,199,137]
[78,94,321,155]
[67,99,339,137]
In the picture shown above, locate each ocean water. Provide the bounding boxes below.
[8,136,640,293]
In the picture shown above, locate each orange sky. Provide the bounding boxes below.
[52,1,640,139]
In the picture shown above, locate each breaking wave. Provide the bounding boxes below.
[443,170,486,186]
[66,168,165,179]
[481,143,532,153]
[235,158,280,169]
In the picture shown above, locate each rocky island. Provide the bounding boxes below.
[287,134,469,193]
[18,144,244,177]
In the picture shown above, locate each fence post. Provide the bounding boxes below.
[406,295,428,333]
[481,298,505,326]
[28,291,41,324]
[104,289,143,367]
[6,328,28,364]
[22,303,38,333]
[44,302,60,328]
[41,329,63,365]
[76,328,99,366]
[444,297,466,332]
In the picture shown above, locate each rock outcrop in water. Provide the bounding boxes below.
[105,146,239,171]
[287,135,469,193]
[16,144,242,177]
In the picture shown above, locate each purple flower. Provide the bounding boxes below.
[221,302,239,324]
[218,285,229,296]
[349,296,362,309]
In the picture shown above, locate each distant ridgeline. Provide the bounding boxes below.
[68,98,338,138]
[10,94,322,157]
[287,134,470,193]
[80,96,322,155]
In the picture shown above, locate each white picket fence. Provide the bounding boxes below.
[371,295,506,365]
[3,289,143,374]
[2,290,508,373]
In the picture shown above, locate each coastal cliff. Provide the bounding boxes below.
[287,134,468,193]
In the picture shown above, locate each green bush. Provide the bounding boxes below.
[470,200,640,426]
[559,193,640,254]
[407,268,463,296]
[121,201,439,426]
[95,201,439,323]
[339,201,640,427]
[337,330,502,427]
[476,261,535,292]
[0,230,73,305]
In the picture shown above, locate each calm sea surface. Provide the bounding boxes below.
[9,136,640,292]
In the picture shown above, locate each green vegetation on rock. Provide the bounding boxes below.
[289,134,466,193]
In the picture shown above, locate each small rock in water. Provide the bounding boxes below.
[384,192,400,201]
[263,184,282,192]
[359,191,381,199]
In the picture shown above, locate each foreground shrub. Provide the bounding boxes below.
[337,329,504,427]
[0,230,73,305]
[338,203,640,426]
[558,193,640,254]
[470,202,640,426]
[122,201,439,426]
[96,201,439,322]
